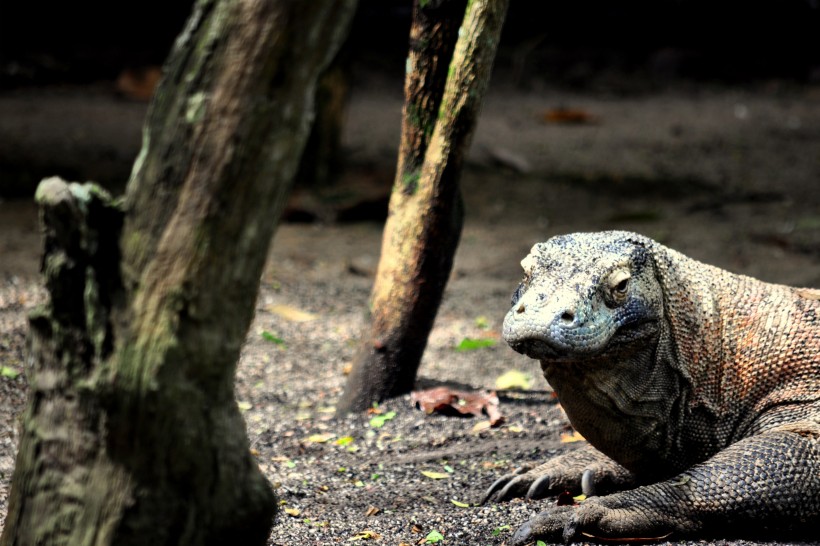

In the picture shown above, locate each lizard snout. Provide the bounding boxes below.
[503,289,613,359]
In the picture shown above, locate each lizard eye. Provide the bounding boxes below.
[607,270,631,305]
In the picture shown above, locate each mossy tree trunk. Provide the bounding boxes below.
[337,0,508,414]
[0,1,356,545]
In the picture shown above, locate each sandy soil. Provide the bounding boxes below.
[1,79,819,544]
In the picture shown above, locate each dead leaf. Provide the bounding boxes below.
[541,107,597,125]
[472,420,492,433]
[411,387,504,426]
[495,370,531,390]
[560,430,586,443]
[365,505,380,517]
[307,433,334,443]
[116,66,162,101]
[267,303,318,322]
[349,530,380,541]
[284,507,301,517]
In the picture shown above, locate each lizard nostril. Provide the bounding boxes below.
[516,303,526,313]
[560,311,574,323]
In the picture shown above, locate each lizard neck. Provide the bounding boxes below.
[541,334,686,478]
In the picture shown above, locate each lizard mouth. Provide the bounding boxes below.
[509,319,658,362]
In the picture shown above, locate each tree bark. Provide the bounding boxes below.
[337,0,508,414]
[1,1,356,545]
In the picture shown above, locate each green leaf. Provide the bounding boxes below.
[0,366,20,379]
[424,530,444,543]
[370,473,381,481]
[335,436,355,446]
[421,470,450,480]
[450,499,470,508]
[285,460,297,469]
[537,541,548,546]
[261,330,286,345]
[492,525,510,536]
[443,464,454,473]
[495,369,531,390]
[237,401,252,411]
[474,315,490,329]
[369,410,397,429]
[454,337,497,351]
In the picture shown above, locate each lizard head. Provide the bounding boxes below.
[503,231,663,362]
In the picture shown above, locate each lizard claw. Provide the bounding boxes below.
[510,505,577,545]
[563,516,580,544]
[482,475,515,504]
[482,466,532,504]
[526,473,553,499]
[510,519,533,546]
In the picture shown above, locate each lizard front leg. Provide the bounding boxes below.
[483,443,635,503]
[511,421,820,545]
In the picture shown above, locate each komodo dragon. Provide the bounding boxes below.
[484,231,819,544]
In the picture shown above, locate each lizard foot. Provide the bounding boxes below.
[483,445,635,503]
[511,495,685,545]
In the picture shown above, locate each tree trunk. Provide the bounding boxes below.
[1,1,356,545]
[337,0,508,414]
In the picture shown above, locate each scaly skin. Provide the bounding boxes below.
[485,231,820,544]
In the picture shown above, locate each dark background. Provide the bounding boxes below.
[2,1,819,88]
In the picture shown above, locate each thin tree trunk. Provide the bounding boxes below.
[337,0,508,414]
[1,1,356,545]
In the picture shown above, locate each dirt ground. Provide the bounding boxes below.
[1,77,819,544]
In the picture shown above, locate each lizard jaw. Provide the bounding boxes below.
[507,319,659,362]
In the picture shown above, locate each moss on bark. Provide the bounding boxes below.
[1,2,357,545]
[337,0,508,414]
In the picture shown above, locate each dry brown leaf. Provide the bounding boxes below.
[411,387,504,426]
[364,505,380,517]
[349,530,380,541]
[472,420,492,433]
[116,66,162,101]
[267,303,318,322]
[541,107,597,125]
[560,430,586,443]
